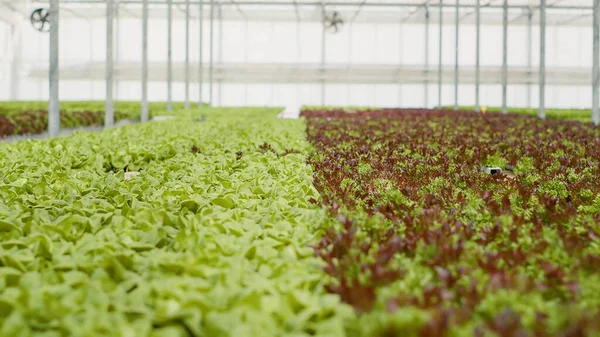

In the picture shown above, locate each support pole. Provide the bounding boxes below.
[438,0,443,108]
[398,22,403,106]
[167,0,173,111]
[298,16,303,107]
[453,0,459,111]
[527,8,533,108]
[141,0,149,122]
[244,18,249,105]
[89,21,94,99]
[593,0,600,125]
[49,0,60,137]
[321,4,326,106]
[198,0,204,107]
[218,3,223,106]
[475,0,480,112]
[346,24,351,104]
[115,1,120,101]
[105,0,115,128]
[10,22,22,100]
[209,0,214,106]
[501,0,508,114]
[424,7,429,108]
[539,0,546,119]
[185,0,190,109]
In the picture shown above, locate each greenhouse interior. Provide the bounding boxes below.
[1,0,600,336]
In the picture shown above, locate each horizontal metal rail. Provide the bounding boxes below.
[27,62,597,86]
[20,0,593,10]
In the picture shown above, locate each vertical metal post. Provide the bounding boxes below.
[593,0,600,125]
[539,0,546,119]
[424,7,429,108]
[105,0,115,128]
[244,18,249,105]
[198,0,204,107]
[321,4,326,106]
[167,0,173,111]
[475,0,480,112]
[10,23,22,100]
[185,0,190,109]
[218,3,223,106]
[526,8,533,108]
[398,23,403,106]
[347,23,352,105]
[115,1,120,101]
[141,0,149,122]
[49,0,60,137]
[209,0,214,106]
[438,0,443,108]
[298,16,303,107]
[453,0,459,111]
[89,21,94,99]
[501,0,508,114]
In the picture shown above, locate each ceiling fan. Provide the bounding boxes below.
[324,11,344,34]
[30,8,51,32]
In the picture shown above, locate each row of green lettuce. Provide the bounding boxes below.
[0,101,192,117]
[1,101,592,138]
[0,108,363,337]
[443,105,593,122]
[0,101,195,137]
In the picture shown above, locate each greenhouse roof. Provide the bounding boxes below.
[0,0,595,26]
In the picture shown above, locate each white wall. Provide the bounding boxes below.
[0,13,595,108]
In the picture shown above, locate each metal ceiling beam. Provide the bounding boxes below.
[0,2,22,25]
[399,2,427,24]
[20,0,593,10]
[62,6,90,19]
[0,9,17,25]
[347,0,366,23]
[26,62,598,86]
[18,6,592,27]
[120,4,140,18]
[292,0,299,21]
[557,12,591,26]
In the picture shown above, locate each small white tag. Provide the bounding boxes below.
[124,171,140,181]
